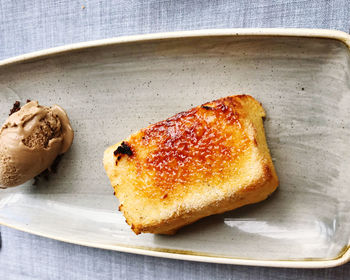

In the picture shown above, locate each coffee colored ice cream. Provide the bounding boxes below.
[0,101,74,187]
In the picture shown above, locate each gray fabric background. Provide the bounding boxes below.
[1,0,350,279]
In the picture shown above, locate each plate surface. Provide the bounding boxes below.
[0,29,350,268]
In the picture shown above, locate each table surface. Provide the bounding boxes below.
[1,1,350,279]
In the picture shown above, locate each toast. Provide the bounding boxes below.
[103,95,278,235]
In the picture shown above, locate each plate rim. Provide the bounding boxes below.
[1,28,350,268]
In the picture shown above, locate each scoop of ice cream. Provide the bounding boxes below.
[0,101,74,187]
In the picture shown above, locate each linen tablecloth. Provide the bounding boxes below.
[1,1,350,279]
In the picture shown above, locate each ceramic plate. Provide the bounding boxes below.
[1,29,350,268]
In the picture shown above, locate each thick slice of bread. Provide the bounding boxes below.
[103,95,278,235]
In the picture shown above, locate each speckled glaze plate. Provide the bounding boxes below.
[0,29,350,268]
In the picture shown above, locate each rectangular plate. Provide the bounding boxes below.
[0,29,350,268]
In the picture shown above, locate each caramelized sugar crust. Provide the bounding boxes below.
[115,96,252,199]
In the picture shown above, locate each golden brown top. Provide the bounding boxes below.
[114,96,253,199]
